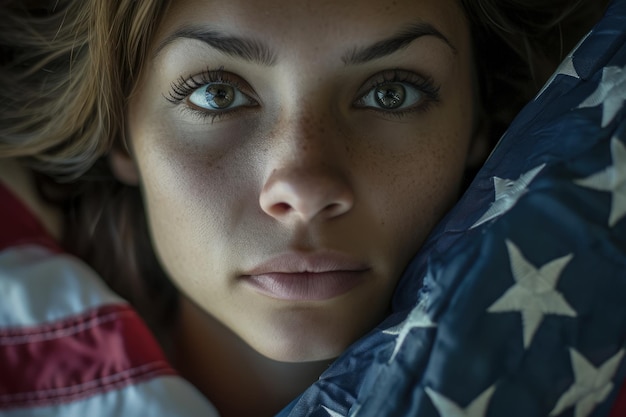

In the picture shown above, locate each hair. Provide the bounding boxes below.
[0,0,610,338]
[460,0,608,140]
[0,0,175,335]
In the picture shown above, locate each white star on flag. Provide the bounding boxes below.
[578,65,626,127]
[550,349,625,417]
[536,30,588,98]
[471,165,545,229]
[383,295,437,363]
[575,137,626,227]
[425,385,496,417]
[347,404,362,417]
[322,405,345,417]
[488,240,577,348]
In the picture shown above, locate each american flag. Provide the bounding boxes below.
[281,0,626,416]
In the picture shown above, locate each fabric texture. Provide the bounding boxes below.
[2,2,626,416]
[283,1,626,416]
[0,186,219,416]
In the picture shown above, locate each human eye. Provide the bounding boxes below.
[354,69,440,115]
[165,68,258,121]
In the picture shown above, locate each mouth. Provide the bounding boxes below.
[240,252,370,301]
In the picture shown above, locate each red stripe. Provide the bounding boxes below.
[610,379,626,417]
[0,304,176,409]
[0,183,62,253]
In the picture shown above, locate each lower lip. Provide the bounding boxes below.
[242,271,367,301]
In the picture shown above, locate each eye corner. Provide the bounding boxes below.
[163,91,184,106]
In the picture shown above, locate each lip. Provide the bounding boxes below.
[241,252,370,301]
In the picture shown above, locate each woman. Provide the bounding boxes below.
[0,0,611,415]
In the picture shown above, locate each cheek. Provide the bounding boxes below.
[360,125,471,273]
[129,118,256,284]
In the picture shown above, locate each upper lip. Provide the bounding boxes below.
[242,251,370,276]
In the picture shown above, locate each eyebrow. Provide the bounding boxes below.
[154,27,277,66]
[154,22,456,66]
[342,22,457,65]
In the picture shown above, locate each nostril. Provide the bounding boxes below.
[324,203,343,216]
[270,201,341,218]
[272,202,292,215]
[259,166,354,223]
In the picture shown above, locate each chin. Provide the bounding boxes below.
[242,312,366,363]
[254,337,346,364]
[239,296,391,364]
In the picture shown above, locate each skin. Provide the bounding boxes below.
[115,0,486,414]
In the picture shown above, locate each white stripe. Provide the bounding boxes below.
[0,246,126,327]
[0,376,220,417]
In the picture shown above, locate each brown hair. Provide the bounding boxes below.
[0,0,166,176]
[0,0,175,335]
[0,0,610,337]
[461,0,609,139]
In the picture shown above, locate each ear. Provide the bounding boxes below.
[109,146,140,186]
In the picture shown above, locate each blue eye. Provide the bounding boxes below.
[188,82,255,111]
[358,82,425,111]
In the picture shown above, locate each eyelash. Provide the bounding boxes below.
[166,67,254,122]
[165,67,441,120]
[355,69,441,116]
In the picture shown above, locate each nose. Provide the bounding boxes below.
[258,101,355,224]
[260,163,354,223]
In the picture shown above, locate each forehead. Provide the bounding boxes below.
[152,0,469,58]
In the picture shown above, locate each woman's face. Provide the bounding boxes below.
[123,0,483,362]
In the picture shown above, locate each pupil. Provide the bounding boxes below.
[375,84,405,109]
[206,84,234,109]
